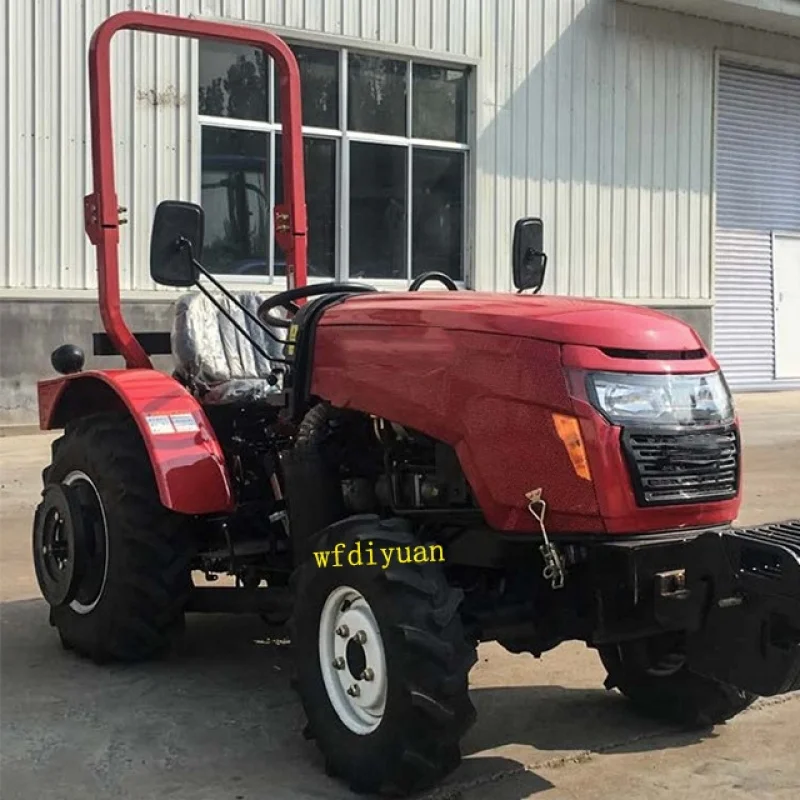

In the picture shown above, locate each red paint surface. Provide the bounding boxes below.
[85,11,307,368]
[311,324,601,532]
[38,370,234,516]
[317,292,707,351]
[560,343,721,374]
[312,294,739,535]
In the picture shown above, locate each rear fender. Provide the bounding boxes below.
[38,369,234,515]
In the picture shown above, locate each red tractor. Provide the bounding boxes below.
[32,11,800,796]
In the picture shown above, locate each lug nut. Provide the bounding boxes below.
[335,625,349,638]
[354,630,367,644]
[332,657,345,670]
[346,684,360,697]
[360,668,374,681]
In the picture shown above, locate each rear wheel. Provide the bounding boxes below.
[289,515,477,795]
[33,413,194,663]
[599,634,756,727]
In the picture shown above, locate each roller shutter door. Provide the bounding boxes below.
[713,62,800,391]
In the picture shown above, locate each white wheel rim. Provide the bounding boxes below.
[63,470,109,615]
[318,585,388,735]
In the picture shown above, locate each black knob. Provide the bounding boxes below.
[51,344,85,375]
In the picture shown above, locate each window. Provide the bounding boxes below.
[198,41,470,283]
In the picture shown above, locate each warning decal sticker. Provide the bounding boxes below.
[145,415,175,435]
[170,413,200,433]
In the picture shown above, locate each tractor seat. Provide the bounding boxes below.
[171,291,287,405]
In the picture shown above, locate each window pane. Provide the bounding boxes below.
[412,64,468,142]
[275,45,339,129]
[349,142,407,279]
[347,54,407,136]
[201,128,269,275]
[198,41,268,122]
[274,135,337,278]
[412,149,464,280]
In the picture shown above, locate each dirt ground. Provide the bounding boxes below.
[1,392,799,800]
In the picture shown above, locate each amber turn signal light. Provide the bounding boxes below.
[552,413,592,481]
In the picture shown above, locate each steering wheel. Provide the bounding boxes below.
[408,271,459,292]
[257,282,378,328]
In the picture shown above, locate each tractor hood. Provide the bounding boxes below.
[320,292,705,352]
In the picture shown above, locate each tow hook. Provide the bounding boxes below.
[527,488,566,590]
[656,569,690,600]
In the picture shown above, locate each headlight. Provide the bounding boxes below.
[586,371,733,426]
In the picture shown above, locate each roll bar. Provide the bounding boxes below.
[84,11,307,368]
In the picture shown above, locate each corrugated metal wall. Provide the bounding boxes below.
[713,62,800,390]
[1,0,799,297]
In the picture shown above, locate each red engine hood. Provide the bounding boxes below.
[319,292,705,351]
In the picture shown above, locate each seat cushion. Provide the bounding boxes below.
[171,291,287,404]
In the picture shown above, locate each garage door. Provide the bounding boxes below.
[713,62,800,391]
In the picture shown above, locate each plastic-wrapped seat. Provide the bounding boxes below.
[171,291,287,405]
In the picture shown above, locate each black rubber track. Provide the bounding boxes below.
[39,412,194,664]
[599,642,756,728]
[289,515,478,796]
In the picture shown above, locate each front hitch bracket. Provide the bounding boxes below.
[592,520,800,697]
[683,521,800,696]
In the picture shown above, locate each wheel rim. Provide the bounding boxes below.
[62,471,109,615]
[318,585,388,735]
[40,508,72,584]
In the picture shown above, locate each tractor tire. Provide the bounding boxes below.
[598,636,756,728]
[35,412,194,664]
[289,515,477,796]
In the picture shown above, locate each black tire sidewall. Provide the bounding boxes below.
[47,429,121,642]
[294,556,421,779]
[41,415,192,661]
[600,643,756,727]
[291,518,474,792]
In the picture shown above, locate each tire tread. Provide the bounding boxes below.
[290,515,477,796]
[39,412,193,664]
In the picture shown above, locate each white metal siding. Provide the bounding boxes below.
[1,0,799,297]
[713,62,800,390]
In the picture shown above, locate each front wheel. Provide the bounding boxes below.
[598,634,756,728]
[289,515,477,795]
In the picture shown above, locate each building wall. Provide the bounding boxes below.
[3,0,798,300]
[1,0,799,424]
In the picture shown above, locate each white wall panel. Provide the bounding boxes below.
[713,62,800,390]
[2,0,799,298]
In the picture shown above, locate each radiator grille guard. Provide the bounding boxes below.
[622,424,740,506]
[680,520,800,696]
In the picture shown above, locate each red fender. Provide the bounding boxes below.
[38,369,234,515]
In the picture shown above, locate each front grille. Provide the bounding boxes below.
[622,424,740,506]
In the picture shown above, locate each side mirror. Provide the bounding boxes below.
[512,217,547,293]
[149,200,204,287]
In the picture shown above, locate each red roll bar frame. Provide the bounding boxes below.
[84,11,307,369]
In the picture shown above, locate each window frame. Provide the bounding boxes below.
[194,29,475,289]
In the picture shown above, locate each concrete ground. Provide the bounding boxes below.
[1,392,799,800]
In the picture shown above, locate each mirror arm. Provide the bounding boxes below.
[191,259,289,349]
[171,237,290,364]
[517,250,547,295]
[192,279,289,366]
[174,236,289,351]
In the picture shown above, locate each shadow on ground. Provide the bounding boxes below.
[1,600,708,800]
